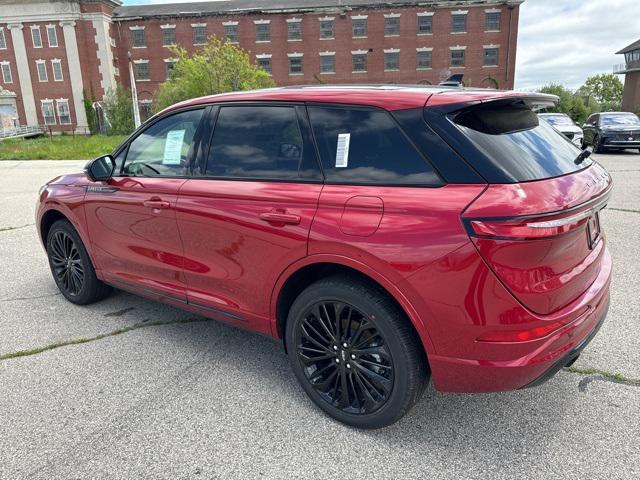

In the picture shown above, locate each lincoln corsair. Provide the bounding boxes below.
[37,86,612,428]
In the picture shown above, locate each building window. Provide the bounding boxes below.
[319,18,334,39]
[287,19,302,41]
[192,24,207,45]
[485,11,501,31]
[164,59,177,79]
[450,49,465,67]
[56,99,71,125]
[31,27,43,48]
[134,61,149,81]
[131,28,145,48]
[256,55,272,75]
[319,53,335,74]
[1,62,12,83]
[483,47,499,66]
[352,17,367,38]
[139,101,153,121]
[223,23,238,43]
[417,50,432,69]
[0,29,6,49]
[52,59,63,81]
[384,15,400,36]
[288,54,303,75]
[162,26,176,46]
[384,50,400,71]
[255,21,270,42]
[352,52,367,72]
[41,100,56,125]
[417,14,433,34]
[46,25,58,47]
[36,60,48,82]
[451,13,467,33]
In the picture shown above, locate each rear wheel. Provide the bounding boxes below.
[46,219,112,305]
[285,276,429,429]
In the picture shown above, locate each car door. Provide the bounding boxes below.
[175,104,323,332]
[84,107,207,302]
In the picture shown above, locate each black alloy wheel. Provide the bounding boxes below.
[296,300,394,415]
[49,230,85,296]
[286,276,429,429]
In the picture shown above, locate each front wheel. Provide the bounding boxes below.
[593,134,604,153]
[285,276,429,429]
[46,219,112,305]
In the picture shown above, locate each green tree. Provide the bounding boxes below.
[102,86,135,135]
[577,74,624,111]
[155,37,274,111]
[538,84,592,124]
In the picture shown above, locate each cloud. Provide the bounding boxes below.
[515,0,639,90]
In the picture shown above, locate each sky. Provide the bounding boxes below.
[122,0,640,91]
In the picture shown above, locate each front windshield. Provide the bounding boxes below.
[541,115,574,126]
[601,114,640,126]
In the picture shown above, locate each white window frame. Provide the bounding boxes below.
[31,26,43,48]
[351,49,368,73]
[287,52,303,76]
[133,59,150,81]
[451,10,468,34]
[417,12,434,35]
[318,16,335,40]
[41,99,56,125]
[0,61,12,83]
[161,24,177,47]
[383,13,401,37]
[56,99,71,125]
[223,21,239,44]
[191,23,207,45]
[51,59,63,81]
[383,48,400,72]
[254,19,271,43]
[483,44,500,67]
[286,18,302,42]
[416,47,433,70]
[485,9,502,32]
[129,26,146,49]
[450,46,466,68]
[36,59,48,82]
[319,51,336,75]
[256,53,272,75]
[351,15,368,38]
[46,25,58,48]
[0,28,8,50]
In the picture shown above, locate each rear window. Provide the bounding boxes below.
[451,100,590,182]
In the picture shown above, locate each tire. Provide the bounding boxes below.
[285,275,429,429]
[46,219,112,305]
[593,134,604,153]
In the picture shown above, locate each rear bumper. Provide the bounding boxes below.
[428,248,611,393]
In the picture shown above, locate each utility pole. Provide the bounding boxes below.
[128,51,141,128]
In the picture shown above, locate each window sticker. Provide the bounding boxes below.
[335,133,350,168]
[163,129,185,165]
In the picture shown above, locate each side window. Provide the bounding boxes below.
[205,105,319,180]
[121,108,204,177]
[307,106,440,185]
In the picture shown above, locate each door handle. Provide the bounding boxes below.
[143,199,171,209]
[259,211,301,225]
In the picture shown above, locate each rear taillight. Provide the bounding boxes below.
[466,202,606,241]
[476,319,569,342]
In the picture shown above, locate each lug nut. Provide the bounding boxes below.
[343,342,348,348]
[333,345,338,351]
[351,354,356,360]
[335,358,340,364]
[346,363,351,369]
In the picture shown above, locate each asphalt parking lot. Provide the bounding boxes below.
[0,153,639,479]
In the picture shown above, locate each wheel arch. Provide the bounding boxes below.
[270,255,435,357]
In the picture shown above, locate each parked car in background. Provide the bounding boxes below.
[538,112,584,147]
[36,86,612,428]
[582,112,640,153]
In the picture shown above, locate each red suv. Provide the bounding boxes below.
[37,86,612,428]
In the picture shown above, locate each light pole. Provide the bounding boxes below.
[128,51,141,128]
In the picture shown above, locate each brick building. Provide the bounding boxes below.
[0,0,523,132]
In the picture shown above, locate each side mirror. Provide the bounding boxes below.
[85,154,115,182]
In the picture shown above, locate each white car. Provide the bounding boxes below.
[538,113,584,147]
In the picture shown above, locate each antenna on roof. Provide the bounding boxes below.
[439,74,464,87]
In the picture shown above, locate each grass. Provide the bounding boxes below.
[0,135,127,160]
[0,317,211,361]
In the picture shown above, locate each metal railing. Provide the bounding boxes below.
[0,125,45,140]
[614,59,640,73]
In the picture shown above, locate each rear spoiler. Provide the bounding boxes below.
[425,91,559,113]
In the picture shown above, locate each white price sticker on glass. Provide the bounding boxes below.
[163,129,185,165]
[335,133,351,168]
